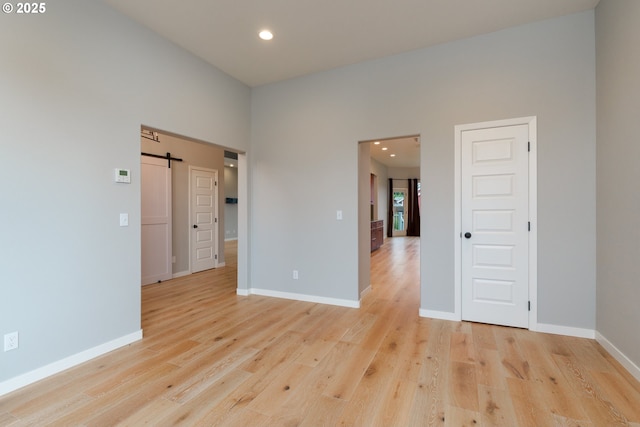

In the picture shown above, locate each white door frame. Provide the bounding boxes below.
[188,165,219,272]
[454,116,537,328]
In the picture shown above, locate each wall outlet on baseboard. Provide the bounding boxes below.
[4,331,19,352]
[293,270,299,280]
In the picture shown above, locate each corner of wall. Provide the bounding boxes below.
[596,331,640,383]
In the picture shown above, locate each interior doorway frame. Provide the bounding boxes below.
[391,187,409,237]
[453,116,538,328]
[138,126,249,296]
[357,134,422,309]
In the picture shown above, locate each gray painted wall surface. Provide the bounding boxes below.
[0,0,249,383]
[370,158,389,233]
[251,11,596,327]
[358,143,372,297]
[224,167,239,240]
[141,133,226,272]
[595,0,640,368]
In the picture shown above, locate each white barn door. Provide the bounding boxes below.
[141,156,172,285]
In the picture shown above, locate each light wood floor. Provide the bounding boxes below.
[2,237,640,426]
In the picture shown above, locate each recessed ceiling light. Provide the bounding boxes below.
[382,147,388,151]
[230,164,235,168]
[259,30,273,41]
[390,154,396,157]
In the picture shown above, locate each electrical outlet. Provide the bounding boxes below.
[4,331,18,352]
[293,270,299,280]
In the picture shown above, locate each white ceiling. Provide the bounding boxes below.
[369,137,420,169]
[104,0,599,87]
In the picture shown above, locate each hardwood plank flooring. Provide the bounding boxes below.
[2,237,640,426]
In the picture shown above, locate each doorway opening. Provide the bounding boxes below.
[391,188,408,236]
[358,135,421,307]
[139,126,248,299]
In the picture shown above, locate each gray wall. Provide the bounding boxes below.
[0,0,250,384]
[251,11,596,327]
[141,132,226,272]
[224,166,239,240]
[595,0,640,368]
[370,158,389,232]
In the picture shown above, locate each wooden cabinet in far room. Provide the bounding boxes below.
[371,220,383,252]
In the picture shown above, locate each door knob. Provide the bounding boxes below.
[193,224,198,229]
[464,232,472,239]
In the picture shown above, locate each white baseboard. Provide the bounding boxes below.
[217,262,226,268]
[236,288,250,296]
[596,331,640,383]
[172,270,190,279]
[224,237,238,242]
[242,288,360,309]
[533,323,595,339]
[360,285,371,299]
[0,330,143,397]
[419,309,460,322]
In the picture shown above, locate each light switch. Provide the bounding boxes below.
[120,213,129,227]
[336,210,343,220]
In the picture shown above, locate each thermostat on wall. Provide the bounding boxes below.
[114,168,131,183]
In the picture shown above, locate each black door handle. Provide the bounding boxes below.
[464,232,472,239]
[193,224,198,229]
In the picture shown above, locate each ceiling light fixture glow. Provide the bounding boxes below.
[390,154,396,157]
[259,30,274,41]
[373,141,380,145]
[381,147,388,151]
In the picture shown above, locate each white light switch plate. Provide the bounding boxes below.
[120,213,129,227]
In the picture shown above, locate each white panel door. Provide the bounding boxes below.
[141,156,172,285]
[190,167,218,273]
[461,124,529,328]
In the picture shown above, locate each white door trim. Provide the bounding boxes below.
[188,165,219,273]
[454,116,537,328]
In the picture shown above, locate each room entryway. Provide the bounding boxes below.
[391,188,408,237]
[358,135,421,303]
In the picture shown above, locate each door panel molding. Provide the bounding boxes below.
[454,116,537,329]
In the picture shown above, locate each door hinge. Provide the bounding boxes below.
[528,221,531,231]
[528,301,531,311]
[215,181,218,186]
[215,218,218,223]
[528,141,530,152]
[215,254,218,260]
